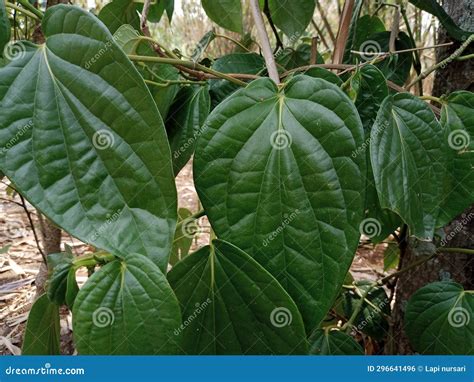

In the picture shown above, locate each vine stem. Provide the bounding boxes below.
[19,195,46,262]
[16,0,43,19]
[5,2,40,21]
[128,55,248,86]
[214,33,251,52]
[249,0,279,84]
[407,34,474,90]
[420,95,442,104]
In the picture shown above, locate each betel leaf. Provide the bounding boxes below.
[22,295,60,355]
[352,15,385,58]
[0,0,10,56]
[98,0,140,34]
[303,67,343,86]
[194,76,365,332]
[365,31,413,86]
[405,281,474,355]
[343,281,390,340]
[209,52,265,106]
[168,239,308,354]
[309,329,364,355]
[47,252,74,305]
[409,0,473,41]
[73,253,182,354]
[436,91,474,227]
[276,44,323,71]
[166,85,210,175]
[136,0,173,23]
[0,6,177,271]
[201,0,242,34]
[370,93,444,239]
[267,0,315,38]
[383,243,399,272]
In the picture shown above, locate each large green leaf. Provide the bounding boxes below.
[168,239,307,354]
[309,329,364,355]
[436,91,474,227]
[352,15,385,58]
[267,0,315,38]
[370,93,444,239]
[73,253,182,354]
[209,52,265,106]
[98,0,140,34]
[409,0,473,41]
[0,0,10,56]
[22,295,60,355]
[166,85,210,175]
[405,281,474,355]
[303,67,343,86]
[0,6,177,270]
[194,76,365,331]
[201,0,242,34]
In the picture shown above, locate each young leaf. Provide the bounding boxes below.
[201,0,242,34]
[383,243,399,272]
[47,252,74,305]
[266,0,315,38]
[168,239,308,354]
[169,207,195,266]
[343,281,391,340]
[98,0,140,34]
[0,5,177,271]
[405,281,474,355]
[309,329,364,355]
[194,76,366,332]
[73,254,182,354]
[370,93,445,239]
[22,295,60,355]
[436,91,474,227]
[166,85,211,175]
[0,0,10,57]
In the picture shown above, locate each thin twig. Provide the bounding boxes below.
[315,0,336,44]
[389,6,400,53]
[18,195,46,262]
[311,19,330,50]
[263,0,283,52]
[310,37,318,64]
[249,0,280,84]
[332,0,354,65]
[140,0,152,34]
[407,34,474,90]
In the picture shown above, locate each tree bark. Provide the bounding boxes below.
[390,0,474,354]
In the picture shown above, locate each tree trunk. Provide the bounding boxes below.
[390,0,474,354]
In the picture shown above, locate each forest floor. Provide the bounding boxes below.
[0,162,388,355]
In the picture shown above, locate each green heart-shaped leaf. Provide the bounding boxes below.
[437,91,474,227]
[73,253,182,354]
[370,93,445,239]
[168,239,307,354]
[194,76,365,331]
[201,0,242,34]
[267,0,315,38]
[405,281,474,355]
[22,295,60,355]
[309,329,364,355]
[0,5,177,270]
